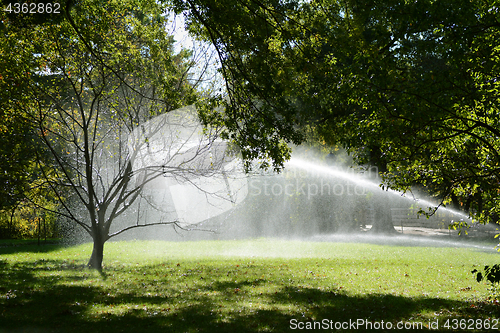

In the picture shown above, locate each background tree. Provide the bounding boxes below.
[0,9,61,238]
[177,0,500,227]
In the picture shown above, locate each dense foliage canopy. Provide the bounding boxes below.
[175,0,500,222]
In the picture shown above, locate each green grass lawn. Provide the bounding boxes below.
[1,238,499,332]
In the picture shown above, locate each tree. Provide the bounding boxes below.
[0,8,62,237]
[3,0,236,270]
[177,0,500,227]
[0,112,40,211]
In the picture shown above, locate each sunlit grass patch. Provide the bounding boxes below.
[0,239,499,332]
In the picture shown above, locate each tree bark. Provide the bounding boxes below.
[88,233,105,272]
[369,196,397,234]
[369,218,398,234]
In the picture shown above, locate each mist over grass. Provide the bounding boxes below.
[1,239,499,332]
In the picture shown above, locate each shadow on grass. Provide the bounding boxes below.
[0,242,66,255]
[0,260,497,333]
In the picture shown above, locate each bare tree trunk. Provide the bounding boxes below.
[370,218,397,234]
[88,230,105,271]
[369,196,397,234]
